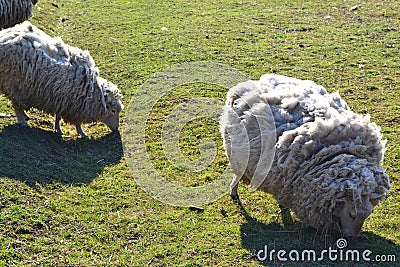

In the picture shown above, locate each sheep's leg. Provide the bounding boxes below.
[230,175,241,201]
[75,124,87,138]
[54,114,63,135]
[279,204,294,225]
[23,111,30,121]
[13,105,29,127]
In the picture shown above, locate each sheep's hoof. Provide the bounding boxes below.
[18,121,29,127]
[75,125,87,138]
[279,205,294,225]
[282,214,294,225]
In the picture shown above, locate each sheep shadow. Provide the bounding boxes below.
[237,202,400,267]
[0,125,123,185]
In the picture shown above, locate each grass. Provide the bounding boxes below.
[0,0,399,266]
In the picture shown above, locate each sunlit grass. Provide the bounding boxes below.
[0,0,398,266]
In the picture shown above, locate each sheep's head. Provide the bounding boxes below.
[332,192,384,239]
[99,79,124,132]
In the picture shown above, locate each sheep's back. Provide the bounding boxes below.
[221,74,387,195]
[0,22,105,124]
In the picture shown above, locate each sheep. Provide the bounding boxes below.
[0,22,124,137]
[0,0,38,29]
[220,74,391,239]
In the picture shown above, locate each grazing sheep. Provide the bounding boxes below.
[0,22,123,137]
[0,0,38,29]
[220,74,391,239]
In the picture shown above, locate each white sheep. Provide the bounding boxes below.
[220,74,391,239]
[0,22,124,137]
[0,0,38,29]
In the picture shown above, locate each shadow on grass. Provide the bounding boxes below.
[237,202,399,267]
[0,125,123,185]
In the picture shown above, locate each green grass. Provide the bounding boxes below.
[0,0,399,266]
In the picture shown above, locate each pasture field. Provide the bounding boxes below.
[0,0,399,266]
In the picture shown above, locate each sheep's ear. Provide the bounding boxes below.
[114,89,123,99]
[103,91,110,102]
[369,193,384,200]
